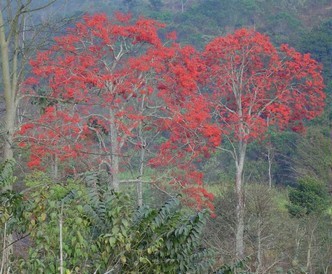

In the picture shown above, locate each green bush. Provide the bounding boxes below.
[287,176,330,217]
[3,170,214,273]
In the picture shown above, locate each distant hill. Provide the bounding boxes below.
[36,0,332,46]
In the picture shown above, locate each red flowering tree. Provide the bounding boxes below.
[18,13,218,210]
[203,29,325,258]
[148,43,221,211]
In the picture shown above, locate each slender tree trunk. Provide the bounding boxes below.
[109,109,119,191]
[292,225,303,268]
[267,145,273,188]
[59,202,64,274]
[0,18,15,164]
[137,144,145,207]
[0,222,7,274]
[306,235,312,274]
[1,2,58,271]
[256,219,263,273]
[306,221,316,274]
[137,95,146,207]
[180,0,188,13]
[0,9,17,271]
[235,140,247,259]
[3,102,15,162]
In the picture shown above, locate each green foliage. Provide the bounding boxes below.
[269,130,299,186]
[0,159,16,188]
[131,197,211,273]
[298,19,332,88]
[87,190,213,273]
[265,12,303,44]
[10,172,213,273]
[173,0,259,48]
[0,159,26,232]
[18,173,92,273]
[295,125,332,184]
[287,177,330,217]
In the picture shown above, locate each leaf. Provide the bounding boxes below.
[40,213,47,222]
[108,237,116,247]
[120,255,126,264]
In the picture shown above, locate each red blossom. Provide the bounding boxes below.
[18,13,216,211]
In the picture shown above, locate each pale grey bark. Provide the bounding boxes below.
[137,143,145,207]
[59,202,64,274]
[267,144,274,188]
[109,108,119,191]
[0,6,17,163]
[136,94,147,207]
[0,222,7,274]
[306,221,317,274]
[256,219,263,274]
[181,0,189,13]
[235,139,247,259]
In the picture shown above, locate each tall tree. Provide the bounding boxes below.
[0,0,57,163]
[19,13,217,210]
[0,1,59,271]
[203,29,325,258]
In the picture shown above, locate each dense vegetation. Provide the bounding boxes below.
[0,0,331,273]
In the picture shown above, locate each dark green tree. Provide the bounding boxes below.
[287,177,330,217]
[298,19,332,89]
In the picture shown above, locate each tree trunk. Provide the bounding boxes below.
[109,109,119,191]
[0,9,17,273]
[292,224,303,268]
[0,222,8,274]
[306,221,317,274]
[267,144,274,188]
[0,2,59,271]
[137,144,145,207]
[4,101,15,162]
[235,141,247,259]
[256,219,263,273]
[137,95,146,207]
[59,202,64,274]
[53,154,58,179]
[0,20,16,164]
